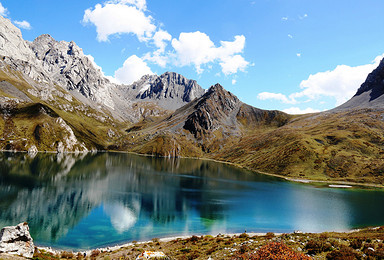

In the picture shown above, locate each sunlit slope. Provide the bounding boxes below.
[0,67,125,152]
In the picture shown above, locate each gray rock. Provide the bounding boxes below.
[0,222,34,258]
[27,145,38,155]
[134,72,205,110]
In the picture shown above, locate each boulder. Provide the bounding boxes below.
[136,250,168,259]
[0,222,34,258]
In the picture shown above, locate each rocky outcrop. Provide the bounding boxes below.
[136,251,168,259]
[28,34,116,109]
[0,16,35,63]
[355,58,384,97]
[0,222,34,258]
[135,72,205,110]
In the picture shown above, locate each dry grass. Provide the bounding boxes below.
[28,226,384,260]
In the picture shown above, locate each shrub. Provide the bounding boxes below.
[188,235,199,242]
[180,248,191,253]
[90,249,100,259]
[239,244,250,254]
[206,246,218,255]
[238,242,311,260]
[349,238,363,249]
[370,247,384,259]
[326,245,358,260]
[60,251,74,259]
[265,232,275,239]
[32,249,58,260]
[305,239,332,254]
[239,233,248,239]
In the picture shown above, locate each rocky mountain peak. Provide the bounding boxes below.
[183,84,242,138]
[355,58,384,97]
[202,83,240,111]
[135,71,205,110]
[26,31,117,107]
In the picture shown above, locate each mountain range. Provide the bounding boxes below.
[1,16,384,185]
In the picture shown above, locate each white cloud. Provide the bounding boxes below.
[298,54,384,105]
[83,0,156,42]
[257,92,297,104]
[299,14,308,20]
[0,2,7,17]
[288,34,293,39]
[83,0,250,78]
[153,30,172,52]
[283,107,320,115]
[171,32,249,74]
[296,53,301,57]
[109,0,147,10]
[232,79,237,85]
[143,29,172,67]
[257,54,384,108]
[14,20,31,30]
[220,55,249,75]
[281,17,288,21]
[114,55,154,84]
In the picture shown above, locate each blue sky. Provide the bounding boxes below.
[1,0,384,114]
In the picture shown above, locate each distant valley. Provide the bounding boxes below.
[1,16,384,185]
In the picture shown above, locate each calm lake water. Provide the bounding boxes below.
[1,152,384,250]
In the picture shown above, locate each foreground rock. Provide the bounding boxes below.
[136,250,168,259]
[0,222,34,258]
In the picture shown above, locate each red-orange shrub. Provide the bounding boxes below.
[235,242,311,260]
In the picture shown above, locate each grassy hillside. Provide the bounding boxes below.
[215,109,384,184]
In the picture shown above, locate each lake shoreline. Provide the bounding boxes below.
[111,150,384,189]
[2,149,383,189]
[27,226,384,259]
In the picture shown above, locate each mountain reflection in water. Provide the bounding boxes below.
[1,152,384,250]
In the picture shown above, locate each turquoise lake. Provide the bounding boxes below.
[1,152,384,250]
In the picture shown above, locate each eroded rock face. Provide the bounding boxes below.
[0,16,35,63]
[134,72,205,110]
[183,84,241,138]
[29,34,116,109]
[0,222,34,258]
